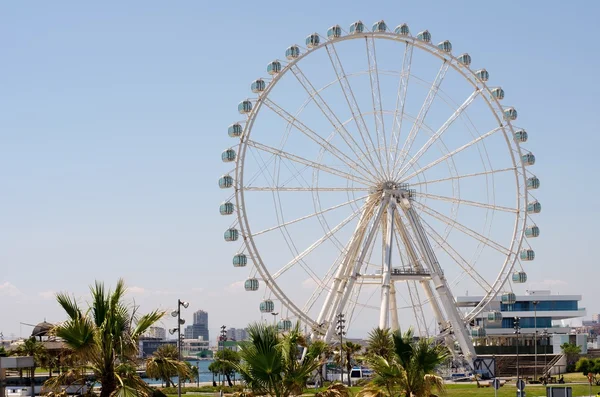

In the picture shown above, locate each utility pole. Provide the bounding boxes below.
[336,313,346,385]
[170,299,189,397]
[220,325,227,386]
[533,300,539,381]
[514,317,521,385]
[542,328,549,382]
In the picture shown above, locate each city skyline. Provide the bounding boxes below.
[1,1,599,339]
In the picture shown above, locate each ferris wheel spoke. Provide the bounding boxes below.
[413,201,514,256]
[289,64,384,179]
[303,265,337,313]
[251,195,367,237]
[417,192,517,213]
[244,186,368,192]
[401,126,503,182]
[272,206,363,280]
[395,61,450,172]
[415,212,492,291]
[246,139,371,185]
[390,43,414,172]
[262,98,376,181]
[396,89,480,179]
[410,167,516,187]
[323,43,385,178]
[366,37,389,177]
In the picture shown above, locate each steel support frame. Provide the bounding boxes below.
[401,202,477,363]
[323,195,389,342]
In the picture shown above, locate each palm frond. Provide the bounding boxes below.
[356,385,386,397]
[131,309,165,339]
[56,292,83,320]
[392,329,414,369]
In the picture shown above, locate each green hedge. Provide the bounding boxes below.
[158,385,245,394]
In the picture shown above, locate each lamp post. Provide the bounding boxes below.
[196,357,200,387]
[335,313,346,386]
[514,317,521,384]
[220,325,227,386]
[272,312,279,327]
[533,300,539,381]
[170,299,189,397]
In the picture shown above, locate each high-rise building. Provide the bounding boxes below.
[194,310,208,326]
[184,309,209,341]
[593,313,600,323]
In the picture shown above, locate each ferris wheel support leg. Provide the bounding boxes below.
[393,211,447,333]
[389,282,400,332]
[379,200,396,329]
[324,196,389,342]
[314,198,376,340]
[403,206,477,365]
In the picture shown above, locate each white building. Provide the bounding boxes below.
[457,290,586,354]
[226,327,248,341]
[144,326,166,340]
[182,338,211,358]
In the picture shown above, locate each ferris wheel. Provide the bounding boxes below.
[219,20,540,362]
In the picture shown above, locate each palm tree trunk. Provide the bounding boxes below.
[225,372,233,387]
[30,366,36,397]
[100,373,117,397]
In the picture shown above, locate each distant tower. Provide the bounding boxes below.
[184,309,210,341]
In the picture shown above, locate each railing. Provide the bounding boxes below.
[542,353,564,377]
[475,345,554,355]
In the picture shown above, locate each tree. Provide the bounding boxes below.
[561,343,582,372]
[343,341,362,385]
[146,344,191,388]
[309,340,333,384]
[366,328,394,361]
[13,337,47,395]
[358,328,449,397]
[213,348,240,386]
[576,357,600,385]
[232,322,325,397]
[44,279,165,397]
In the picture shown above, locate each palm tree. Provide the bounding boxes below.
[358,329,449,397]
[13,337,47,395]
[232,322,325,397]
[146,344,190,387]
[366,328,393,361]
[309,340,333,385]
[343,341,362,385]
[45,279,165,397]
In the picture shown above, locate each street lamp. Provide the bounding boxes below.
[514,317,521,385]
[171,299,189,397]
[271,312,279,326]
[533,300,539,381]
[219,325,227,386]
[335,313,347,386]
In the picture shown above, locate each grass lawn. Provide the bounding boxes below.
[166,382,600,397]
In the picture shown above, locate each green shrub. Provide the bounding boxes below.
[158,385,245,394]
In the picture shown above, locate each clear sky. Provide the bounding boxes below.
[1,1,599,342]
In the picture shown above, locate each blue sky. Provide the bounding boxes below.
[1,1,599,341]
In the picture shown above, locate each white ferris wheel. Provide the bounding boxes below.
[219,20,540,362]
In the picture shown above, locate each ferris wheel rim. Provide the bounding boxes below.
[229,27,532,332]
